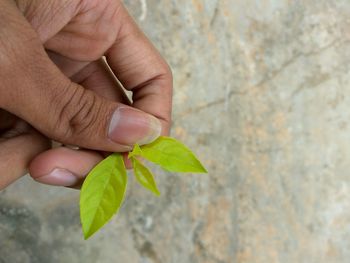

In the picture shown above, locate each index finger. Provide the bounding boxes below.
[105,4,173,134]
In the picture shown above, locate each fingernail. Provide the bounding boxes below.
[108,107,161,146]
[37,168,78,187]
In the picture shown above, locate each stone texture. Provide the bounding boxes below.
[2,0,350,262]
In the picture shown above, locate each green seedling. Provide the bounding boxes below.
[80,136,207,239]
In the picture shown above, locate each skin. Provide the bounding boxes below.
[0,0,172,189]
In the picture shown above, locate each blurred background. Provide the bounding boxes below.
[2,0,350,262]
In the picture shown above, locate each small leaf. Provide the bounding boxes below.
[128,144,142,159]
[80,153,127,239]
[137,136,207,173]
[132,158,160,196]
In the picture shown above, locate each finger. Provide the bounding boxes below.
[64,59,134,171]
[71,58,131,104]
[48,54,131,103]
[105,4,173,135]
[29,147,103,188]
[0,122,49,190]
[0,5,161,152]
[47,51,131,104]
[47,51,90,78]
[58,58,132,158]
[73,60,133,169]
[57,58,133,164]
[29,147,132,188]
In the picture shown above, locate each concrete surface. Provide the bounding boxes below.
[1,0,350,262]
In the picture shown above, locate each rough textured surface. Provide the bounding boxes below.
[1,0,350,262]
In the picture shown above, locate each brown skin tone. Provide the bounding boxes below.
[0,0,172,189]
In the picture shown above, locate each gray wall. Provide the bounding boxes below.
[1,0,350,262]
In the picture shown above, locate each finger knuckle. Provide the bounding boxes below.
[55,85,102,142]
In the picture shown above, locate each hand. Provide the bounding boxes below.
[30,59,137,188]
[0,59,131,189]
[0,0,172,189]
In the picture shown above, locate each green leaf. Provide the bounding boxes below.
[80,153,127,239]
[131,157,160,196]
[128,143,142,159]
[135,136,208,173]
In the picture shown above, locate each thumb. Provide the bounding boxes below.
[2,65,161,151]
[0,4,161,152]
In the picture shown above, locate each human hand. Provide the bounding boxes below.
[30,59,138,188]
[0,59,132,189]
[0,0,172,188]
